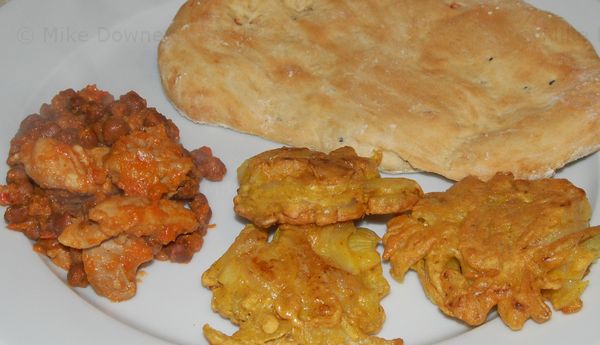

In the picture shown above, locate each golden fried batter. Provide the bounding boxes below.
[202,223,402,345]
[382,173,600,330]
[234,147,422,228]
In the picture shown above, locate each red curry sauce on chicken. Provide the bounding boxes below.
[0,85,226,301]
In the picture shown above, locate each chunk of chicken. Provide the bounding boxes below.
[104,125,195,199]
[82,234,153,301]
[57,220,108,249]
[16,137,110,194]
[1,86,222,301]
[58,195,200,249]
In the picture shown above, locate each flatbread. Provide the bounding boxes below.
[158,0,600,180]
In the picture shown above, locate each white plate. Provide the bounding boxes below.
[0,1,599,344]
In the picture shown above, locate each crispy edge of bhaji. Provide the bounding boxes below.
[382,173,600,330]
[234,146,423,228]
[202,223,403,345]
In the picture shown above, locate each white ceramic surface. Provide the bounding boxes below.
[0,1,599,344]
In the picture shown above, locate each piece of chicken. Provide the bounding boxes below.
[15,137,111,195]
[202,223,402,345]
[58,195,200,249]
[82,234,153,301]
[1,86,222,302]
[383,173,600,330]
[234,146,423,227]
[104,124,195,199]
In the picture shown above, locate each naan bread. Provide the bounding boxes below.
[158,0,600,180]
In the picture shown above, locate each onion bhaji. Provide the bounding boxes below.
[234,147,423,228]
[382,173,600,330]
[0,85,226,301]
[202,222,402,345]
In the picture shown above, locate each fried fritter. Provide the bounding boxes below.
[382,173,600,330]
[234,146,423,228]
[202,223,402,345]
